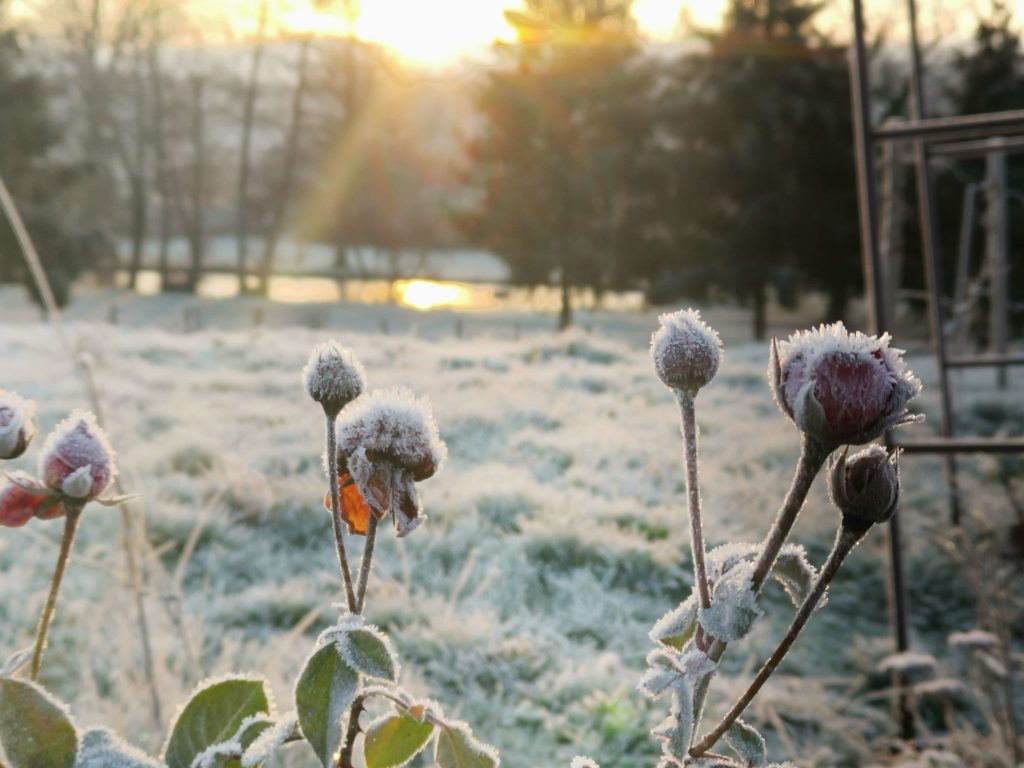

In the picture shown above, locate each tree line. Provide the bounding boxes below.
[1,0,1022,337]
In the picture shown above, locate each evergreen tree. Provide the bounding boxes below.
[635,0,860,338]
[461,0,652,329]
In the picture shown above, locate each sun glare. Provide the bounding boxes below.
[396,280,477,310]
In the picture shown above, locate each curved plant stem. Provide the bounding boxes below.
[326,415,358,613]
[690,525,863,758]
[355,515,379,614]
[677,391,712,636]
[30,505,84,681]
[690,438,830,736]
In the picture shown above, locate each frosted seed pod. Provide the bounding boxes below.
[770,322,922,447]
[38,411,117,502]
[828,445,900,533]
[302,341,367,417]
[650,309,722,395]
[0,390,36,460]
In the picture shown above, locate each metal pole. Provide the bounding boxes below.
[906,0,961,530]
[985,143,1009,389]
[953,183,979,348]
[849,0,888,331]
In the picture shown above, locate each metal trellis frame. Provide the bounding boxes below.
[848,0,1024,738]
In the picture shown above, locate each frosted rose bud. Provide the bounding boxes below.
[771,322,922,447]
[38,411,117,501]
[829,445,900,533]
[0,390,36,460]
[302,341,367,417]
[0,473,47,527]
[650,309,722,395]
[335,387,446,537]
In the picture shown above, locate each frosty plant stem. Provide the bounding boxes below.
[30,503,84,680]
[676,391,712,622]
[692,438,830,723]
[690,524,865,758]
[355,515,378,614]
[326,414,358,612]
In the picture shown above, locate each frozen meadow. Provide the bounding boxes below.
[0,316,1019,767]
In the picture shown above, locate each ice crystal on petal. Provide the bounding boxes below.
[302,340,366,416]
[38,410,117,500]
[772,322,923,446]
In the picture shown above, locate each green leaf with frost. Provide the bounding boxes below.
[0,677,77,768]
[651,683,695,762]
[699,563,762,642]
[241,713,299,768]
[771,545,822,609]
[725,718,767,767]
[295,644,358,768]
[163,676,270,768]
[650,596,699,650]
[339,627,398,681]
[434,721,500,768]
[364,711,434,768]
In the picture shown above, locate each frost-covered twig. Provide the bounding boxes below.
[676,392,712,627]
[692,445,901,758]
[690,525,861,757]
[355,515,378,614]
[337,693,365,768]
[30,504,83,680]
[326,415,358,613]
[691,437,828,726]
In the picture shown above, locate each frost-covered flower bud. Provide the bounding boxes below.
[335,388,447,537]
[302,341,367,417]
[650,309,722,395]
[829,445,900,533]
[0,473,47,527]
[0,390,36,460]
[771,322,922,448]
[38,411,117,502]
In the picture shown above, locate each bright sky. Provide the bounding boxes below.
[11,0,1024,66]
[276,0,719,64]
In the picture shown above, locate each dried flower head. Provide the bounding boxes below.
[329,388,446,537]
[302,341,367,417]
[771,322,922,448]
[0,390,36,460]
[829,445,900,533]
[38,411,117,502]
[650,309,722,395]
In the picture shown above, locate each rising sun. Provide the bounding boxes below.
[280,0,723,66]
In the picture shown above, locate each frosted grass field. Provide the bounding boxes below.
[0,319,1019,767]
